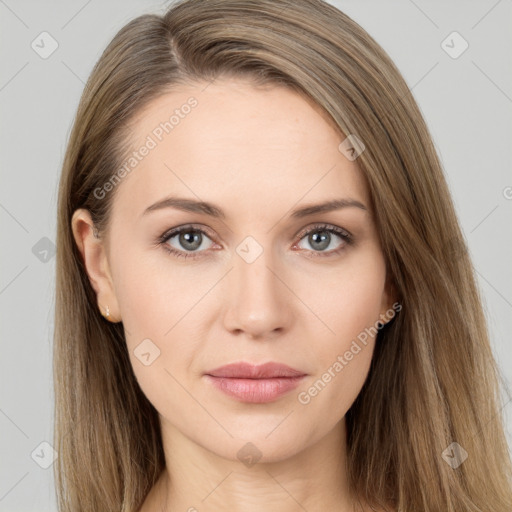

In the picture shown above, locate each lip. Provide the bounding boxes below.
[204,362,307,403]
[206,362,306,379]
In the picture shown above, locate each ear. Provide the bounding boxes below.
[71,208,121,323]
[378,272,400,327]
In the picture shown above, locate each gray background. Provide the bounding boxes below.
[1,0,511,510]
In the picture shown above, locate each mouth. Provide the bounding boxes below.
[204,362,307,403]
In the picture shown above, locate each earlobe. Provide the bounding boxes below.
[71,209,122,323]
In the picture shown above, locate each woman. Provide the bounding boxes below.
[53,0,512,511]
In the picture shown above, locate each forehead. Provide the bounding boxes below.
[112,78,370,221]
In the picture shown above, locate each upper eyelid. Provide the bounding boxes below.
[160,223,215,238]
[296,223,351,239]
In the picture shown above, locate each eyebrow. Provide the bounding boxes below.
[142,196,368,219]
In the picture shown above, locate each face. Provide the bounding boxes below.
[73,78,395,463]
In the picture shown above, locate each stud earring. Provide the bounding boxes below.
[100,304,121,323]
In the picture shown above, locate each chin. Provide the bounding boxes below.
[200,429,309,466]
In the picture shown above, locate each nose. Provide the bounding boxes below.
[222,245,292,340]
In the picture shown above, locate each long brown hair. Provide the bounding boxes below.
[53,1,512,510]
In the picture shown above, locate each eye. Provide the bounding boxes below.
[158,224,218,260]
[293,223,353,258]
[157,223,354,260]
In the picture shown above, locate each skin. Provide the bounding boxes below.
[72,78,396,512]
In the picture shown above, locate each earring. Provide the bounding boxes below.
[100,304,121,323]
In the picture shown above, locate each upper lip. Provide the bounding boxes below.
[206,362,306,379]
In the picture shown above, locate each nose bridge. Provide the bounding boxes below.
[224,235,290,337]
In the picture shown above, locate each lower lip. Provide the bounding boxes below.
[204,375,306,403]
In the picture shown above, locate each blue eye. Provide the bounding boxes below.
[158,225,216,260]
[294,223,353,258]
[158,223,353,260]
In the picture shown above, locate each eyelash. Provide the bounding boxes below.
[157,223,354,260]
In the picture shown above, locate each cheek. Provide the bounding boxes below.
[294,253,386,407]
[111,258,193,414]
[296,288,382,418]
[111,254,162,339]
[111,242,201,338]
[110,247,207,394]
[299,251,387,349]
[297,344,374,424]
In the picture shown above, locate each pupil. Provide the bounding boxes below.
[310,231,330,251]
[180,231,201,250]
